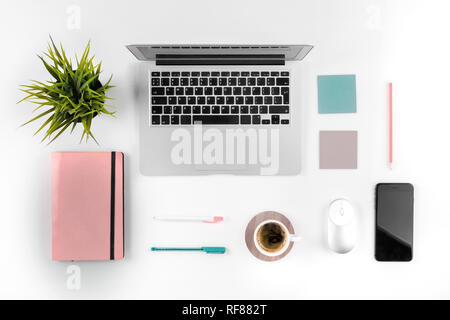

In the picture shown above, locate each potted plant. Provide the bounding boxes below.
[18,37,114,144]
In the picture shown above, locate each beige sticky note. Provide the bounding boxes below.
[319,131,358,169]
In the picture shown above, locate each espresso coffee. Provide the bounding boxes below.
[256,222,287,253]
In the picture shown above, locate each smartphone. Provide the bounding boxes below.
[375,183,414,261]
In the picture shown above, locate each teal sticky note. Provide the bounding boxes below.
[318,75,356,114]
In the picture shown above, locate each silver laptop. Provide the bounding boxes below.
[127,45,313,176]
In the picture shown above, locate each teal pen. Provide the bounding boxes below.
[151,246,226,254]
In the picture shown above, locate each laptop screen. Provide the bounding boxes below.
[127,45,313,62]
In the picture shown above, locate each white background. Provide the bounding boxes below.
[0,0,449,299]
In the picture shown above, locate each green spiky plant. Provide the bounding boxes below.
[18,37,114,144]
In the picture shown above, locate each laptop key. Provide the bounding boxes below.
[274,96,283,104]
[233,87,242,95]
[259,105,268,114]
[216,96,225,104]
[168,97,177,105]
[161,115,170,125]
[188,97,196,105]
[197,97,206,105]
[240,106,249,114]
[276,78,289,86]
[178,97,187,105]
[271,115,280,124]
[204,87,213,95]
[193,115,239,125]
[151,115,160,125]
[202,106,211,114]
[171,115,179,125]
[193,106,201,114]
[151,72,160,77]
[173,106,182,114]
[269,106,289,114]
[281,119,290,125]
[212,106,220,114]
[152,106,162,114]
[180,78,189,86]
[221,106,230,114]
[230,106,239,114]
[195,87,203,95]
[209,78,218,86]
[271,87,280,95]
[164,106,172,114]
[262,119,270,125]
[151,78,160,86]
[224,87,232,95]
[250,106,258,114]
[281,87,289,104]
[181,115,192,124]
[183,106,191,114]
[152,87,165,95]
[252,115,261,124]
[240,115,251,125]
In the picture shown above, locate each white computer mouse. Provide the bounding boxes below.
[327,199,357,254]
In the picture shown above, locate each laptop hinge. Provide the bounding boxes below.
[155,54,285,66]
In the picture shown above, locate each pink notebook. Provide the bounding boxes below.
[52,152,124,261]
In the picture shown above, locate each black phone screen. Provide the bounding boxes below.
[375,183,414,261]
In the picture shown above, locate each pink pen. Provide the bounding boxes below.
[388,82,393,169]
[153,216,224,223]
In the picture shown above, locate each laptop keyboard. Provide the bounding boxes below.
[150,71,290,126]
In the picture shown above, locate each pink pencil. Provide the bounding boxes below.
[388,82,393,169]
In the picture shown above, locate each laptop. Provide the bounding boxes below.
[126,45,313,176]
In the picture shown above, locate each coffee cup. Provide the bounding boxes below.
[253,219,301,257]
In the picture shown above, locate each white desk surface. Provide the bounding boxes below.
[1,0,449,299]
